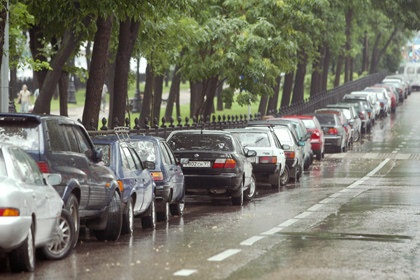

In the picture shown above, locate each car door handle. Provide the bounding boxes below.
[70,158,76,166]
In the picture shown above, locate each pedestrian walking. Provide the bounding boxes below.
[101,84,108,112]
[16,84,32,113]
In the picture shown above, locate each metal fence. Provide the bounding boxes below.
[87,71,387,139]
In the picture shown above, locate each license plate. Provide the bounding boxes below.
[183,161,211,168]
[249,157,256,163]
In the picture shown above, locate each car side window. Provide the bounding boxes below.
[272,133,282,148]
[121,147,137,171]
[11,148,41,185]
[159,142,171,165]
[73,126,93,158]
[162,142,176,165]
[46,120,67,152]
[129,147,143,171]
[63,125,80,153]
[19,149,44,186]
[233,137,244,155]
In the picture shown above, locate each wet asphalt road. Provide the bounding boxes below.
[3,93,420,280]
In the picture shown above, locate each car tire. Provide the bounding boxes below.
[315,150,322,161]
[156,202,169,222]
[280,165,289,186]
[244,174,256,201]
[121,197,134,235]
[93,191,122,241]
[354,130,360,142]
[9,223,35,273]
[304,156,310,170]
[231,182,244,206]
[141,195,156,229]
[170,202,185,217]
[65,194,79,247]
[41,209,75,260]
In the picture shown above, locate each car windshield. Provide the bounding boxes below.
[301,119,316,129]
[95,144,111,166]
[132,140,156,162]
[376,92,386,99]
[0,121,40,151]
[315,114,336,125]
[231,132,270,148]
[273,128,292,142]
[341,109,351,119]
[168,133,234,151]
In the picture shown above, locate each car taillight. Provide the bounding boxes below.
[285,152,295,159]
[398,89,402,93]
[259,156,277,164]
[328,128,338,135]
[36,161,50,173]
[117,180,124,191]
[213,159,236,168]
[314,131,320,137]
[151,172,163,181]
[359,112,365,120]
[380,102,384,107]
[368,112,371,117]
[0,208,19,216]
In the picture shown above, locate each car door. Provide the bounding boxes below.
[161,141,184,203]
[233,136,252,188]
[11,148,55,244]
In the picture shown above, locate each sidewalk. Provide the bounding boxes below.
[51,89,190,121]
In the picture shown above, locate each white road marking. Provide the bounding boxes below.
[402,142,407,144]
[240,236,266,246]
[279,219,298,227]
[173,269,198,276]
[395,148,400,151]
[207,249,241,261]
[320,198,336,204]
[261,227,284,235]
[398,145,403,147]
[295,212,312,219]
[392,151,398,153]
[330,193,343,198]
[366,158,390,176]
[307,204,324,211]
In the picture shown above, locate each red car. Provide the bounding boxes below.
[282,115,325,161]
[372,85,398,112]
[314,109,352,149]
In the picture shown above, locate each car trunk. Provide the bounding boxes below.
[175,151,233,175]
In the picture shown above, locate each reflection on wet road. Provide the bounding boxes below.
[3,94,420,279]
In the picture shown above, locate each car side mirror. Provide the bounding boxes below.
[282,144,290,150]
[343,123,348,127]
[144,161,156,170]
[298,141,305,146]
[44,173,62,186]
[94,148,103,162]
[246,150,257,157]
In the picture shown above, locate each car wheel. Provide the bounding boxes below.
[170,202,185,217]
[9,223,35,272]
[141,195,156,229]
[244,174,256,201]
[93,191,122,241]
[304,156,310,170]
[121,197,134,235]
[354,130,360,142]
[280,165,290,186]
[65,194,79,247]
[315,150,322,161]
[41,209,75,260]
[156,202,169,222]
[231,182,244,206]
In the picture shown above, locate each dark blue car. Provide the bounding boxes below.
[92,135,156,234]
[130,135,185,221]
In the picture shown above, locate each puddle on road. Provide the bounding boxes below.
[275,231,413,243]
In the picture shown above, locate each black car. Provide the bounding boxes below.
[167,130,256,206]
[0,114,122,243]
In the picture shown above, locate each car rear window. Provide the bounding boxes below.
[132,140,156,162]
[95,144,111,166]
[315,114,336,125]
[0,121,40,151]
[301,119,316,129]
[168,133,234,151]
[273,129,292,142]
[231,132,270,148]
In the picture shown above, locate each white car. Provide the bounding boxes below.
[226,128,288,188]
[349,91,380,120]
[0,144,75,272]
[364,87,391,117]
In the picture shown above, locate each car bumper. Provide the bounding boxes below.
[154,182,171,202]
[310,141,322,151]
[184,173,241,192]
[285,158,297,168]
[324,136,341,147]
[0,216,32,251]
[252,163,278,174]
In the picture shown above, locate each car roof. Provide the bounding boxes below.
[0,113,79,125]
[224,128,270,134]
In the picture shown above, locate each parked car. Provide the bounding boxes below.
[386,75,412,95]
[349,91,380,120]
[342,94,375,130]
[381,80,405,101]
[283,115,325,161]
[364,87,391,117]
[308,113,348,153]
[397,62,420,91]
[0,144,75,272]
[247,122,305,182]
[92,132,156,234]
[130,135,185,219]
[314,108,352,149]
[225,128,288,188]
[338,100,371,133]
[372,84,398,112]
[325,104,362,142]
[167,130,256,205]
[0,113,121,243]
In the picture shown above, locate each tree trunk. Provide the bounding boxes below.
[322,46,331,91]
[350,57,354,81]
[310,44,324,96]
[370,28,397,74]
[0,0,6,67]
[266,75,281,114]
[58,70,69,117]
[281,71,294,108]
[139,64,152,127]
[201,76,219,118]
[361,30,369,74]
[344,7,353,83]
[164,68,169,87]
[190,80,202,118]
[153,74,164,125]
[334,52,344,87]
[107,51,116,123]
[29,24,48,90]
[216,80,224,111]
[258,95,268,116]
[164,64,181,120]
[291,50,308,104]
[82,15,112,129]
[110,16,140,128]
[85,41,91,72]
[9,67,16,101]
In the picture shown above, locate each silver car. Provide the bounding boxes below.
[0,144,75,272]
